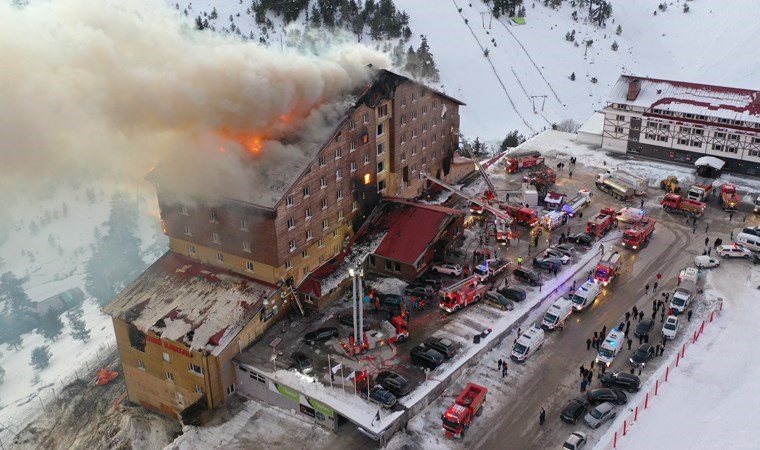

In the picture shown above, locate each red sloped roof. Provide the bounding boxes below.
[373,201,462,265]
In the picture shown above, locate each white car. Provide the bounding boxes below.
[562,431,587,450]
[716,244,752,259]
[694,255,720,269]
[432,263,462,276]
[662,315,679,340]
[544,248,571,265]
[615,207,644,223]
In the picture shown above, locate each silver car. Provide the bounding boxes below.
[583,402,616,429]
[562,431,587,450]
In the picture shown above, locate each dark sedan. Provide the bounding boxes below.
[376,371,411,397]
[498,286,528,302]
[378,294,406,310]
[404,283,436,297]
[629,344,655,367]
[513,267,542,286]
[600,372,641,393]
[560,397,590,424]
[586,388,627,406]
[532,256,562,271]
[634,318,655,338]
[290,352,313,374]
[567,233,594,247]
[304,327,339,345]
[361,385,396,408]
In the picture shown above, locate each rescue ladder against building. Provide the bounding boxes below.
[456,132,498,198]
[280,278,305,316]
[421,174,513,226]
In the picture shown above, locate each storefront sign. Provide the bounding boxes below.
[146,335,192,357]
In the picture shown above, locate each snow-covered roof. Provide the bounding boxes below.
[694,156,726,170]
[578,111,605,134]
[607,75,760,123]
[103,252,277,356]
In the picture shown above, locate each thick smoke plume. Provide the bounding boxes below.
[0,0,389,197]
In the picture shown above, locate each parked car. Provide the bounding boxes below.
[629,344,655,368]
[304,327,339,345]
[378,293,406,310]
[694,255,720,269]
[533,256,563,271]
[742,226,760,238]
[513,267,542,286]
[600,372,641,393]
[662,315,679,340]
[424,336,457,359]
[567,233,594,247]
[497,286,527,302]
[562,431,587,450]
[404,283,436,297]
[484,290,515,311]
[586,388,627,406]
[432,263,463,276]
[560,397,590,424]
[409,345,444,370]
[716,244,752,259]
[360,385,397,408]
[291,352,313,374]
[553,244,577,257]
[634,318,655,338]
[375,371,411,397]
[584,402,617,429]
[544,248,571,264]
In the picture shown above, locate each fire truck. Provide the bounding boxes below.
[595,173,635,201]
[622,217,656,250]
[505,150,544,173]
[687,184,713,202]
[661,194,706,217]
[586,208,617,238]
[523,167,556,185]
[423,174,515,243]
[499,201,539,227]
[343,316,409,356]
[439,276,489,313]
[441,383,488,438]
[719,183,740,211]
[473,258,510,282]
[594,252,622,286]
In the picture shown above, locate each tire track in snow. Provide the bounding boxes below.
[451,0,536,134]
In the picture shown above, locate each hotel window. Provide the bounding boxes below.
[303,265,310,276]
[680,126,691,133]
[616,115,625,121]
[713,144,723,151]
[423,105,428,115]
[401,97,407,107]
[137,360,145,370]
[646,121,656,127]
[189,363,204,376]
[615,127,624,133]
[332,229,339,238]
[377,104,388,117]
[729,134,739,140]
[318,238,325,248]
[349,119,356,130]
[363,113,369,124]
[305,208,312,220]
[432,100,438,109]
[691,141,702,148]
[320,177,327,189]
[412,110,418,120]
[659,124,669,130]
[694,129,704,135]
[319,155,325,167]
[338,209,345,220]
[401,134,407,144]
[285,260,292,270]
[352,201,358,211]
[412,93,417,102]
[179,205,188,215]
[240,218,249,231]
[163,352,171,362]
[226,384,236,395]
[321,198,328,210]
[166,372,174,382]
[350,140,356,152]
[726,146,737,154]
[195,384,204,394]
[432,117,437,127]
[336,169,343,180]
[377,123,384,136]
[719,118,730,124]
[188,244,196,254]
[749,150,760,157]
[303,186,310,198]
[646,133,655,140]
[242,241,251,252]
[209,210,219,223]
[306,229,313,241]
[364,153,370,165]
[336,189,344,200]
[377,161,385,173]
[422,140,428,149]
[412,146,417,156]
[432,134,437,144]
[335,147,342,159]
[216,252,224,262]
[302,248,309,258]
[183,224,191,235]
[287,218,295,229]
[286,195,294,207]
[212,232,220,244]
[401,115,407,125]
[412,129,418,138]
[322,219,329,230]
[657,136,668,142]
[350,161,357,172]
[715,132,725,139]
[378,179,386,192]
[245,261,254,272]
[377,143,384,155]
[288,240,296,252]
[754,137,760,144]
[678,138,689,145]
[400,152,406,162]
[423,123,429,133]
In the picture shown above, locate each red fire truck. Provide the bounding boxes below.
[441,383,488,438]
[661,194,706,217]
[505,150,544,173]
[586,208,617,238]
[439,276,489,313]
[622,217,656,250]
[343,316,409,356]
[594,252,622,286]
[499,202,539,227]
[719,183,740,211]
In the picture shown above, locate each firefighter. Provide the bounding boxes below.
[517,256,523,267]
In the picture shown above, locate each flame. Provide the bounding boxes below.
[217,129,265,156]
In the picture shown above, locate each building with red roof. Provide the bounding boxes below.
[601,75,760,176]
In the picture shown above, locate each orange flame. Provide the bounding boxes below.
[217,129,264,156]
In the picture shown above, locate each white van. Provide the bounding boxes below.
[678,267,699,285]
[541,298,573,331]
[616,207,644,223]
[736,232,760,252]
[542,211,566,230]
[510,326,545,362]
[571,281,601,311]
[596,329,625,367]
[670,281,696,315]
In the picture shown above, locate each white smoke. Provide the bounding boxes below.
[0,0,390,197]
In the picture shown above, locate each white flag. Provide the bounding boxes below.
[331,363,342,375]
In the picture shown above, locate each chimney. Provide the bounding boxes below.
[626,78,641,101]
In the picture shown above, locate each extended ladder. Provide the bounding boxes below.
[281,279,305,316]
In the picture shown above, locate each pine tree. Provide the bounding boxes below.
[616,24,622,35]
[0,271,35,316]
[417,35,440,82]
[31,345,51,370]
[683,3,689,13]
[611,41,618,51]
[404,46,419,77]
[500,131,525,151]
[67,309,91,343]
[5,333,22,351]
[38,310,64,342]
[570,72,576,81]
